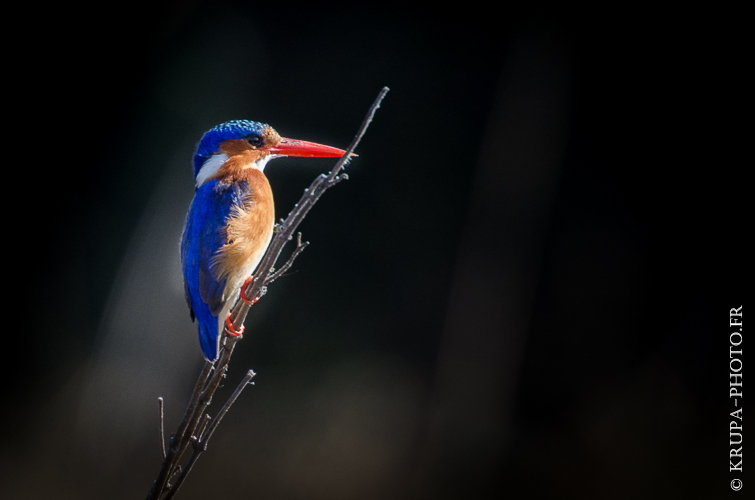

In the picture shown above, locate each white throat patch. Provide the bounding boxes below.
[253,154,281,172]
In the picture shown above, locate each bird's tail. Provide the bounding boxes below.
[197,313,219,361]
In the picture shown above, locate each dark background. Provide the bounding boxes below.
[3,4,746,499]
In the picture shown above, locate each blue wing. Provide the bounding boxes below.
[181,179,248,360]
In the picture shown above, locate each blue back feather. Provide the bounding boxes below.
[181,178,250,360]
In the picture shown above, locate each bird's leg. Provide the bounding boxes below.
[224,313,244,337]
[240,275,260,306]
[225,276,260,338]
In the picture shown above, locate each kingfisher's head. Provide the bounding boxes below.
[193,120,348,187]
[193,120,273,177]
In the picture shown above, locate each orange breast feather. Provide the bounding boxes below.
[212,167,275,301]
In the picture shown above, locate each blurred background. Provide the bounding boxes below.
[3,4,746,499]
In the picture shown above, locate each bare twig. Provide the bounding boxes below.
[266,232,309,285]
[202,370,256,444]
[164,370,256,500]
[148,360,213,499]
[158,397,166,459]
[146,87,388,500]
[327,85,387,183]
[196,414,212,443]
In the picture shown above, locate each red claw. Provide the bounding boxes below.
[240,275,259,306]
[225,313,244,337]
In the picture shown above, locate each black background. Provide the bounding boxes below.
[3,4,746,499]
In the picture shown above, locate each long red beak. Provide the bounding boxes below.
[264,137,350,158]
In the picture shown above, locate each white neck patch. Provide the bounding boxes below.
[195,153,283,188]
[196,153,228,188]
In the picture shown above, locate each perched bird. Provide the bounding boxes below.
[181,120,347,361]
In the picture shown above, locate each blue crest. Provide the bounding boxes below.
[193,120,269,178]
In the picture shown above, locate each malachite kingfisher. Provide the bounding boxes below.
[181,120,347,361]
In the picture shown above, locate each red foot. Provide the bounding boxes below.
[240,275,259,306]
[225,313,244,337]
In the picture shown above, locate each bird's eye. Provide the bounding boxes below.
[246,134,264,148]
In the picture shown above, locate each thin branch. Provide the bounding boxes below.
[173,336,239,463]
[158,397,166,460]
[164,371,256,500]
[196,414,212,443]
[150,339,241,499]
[148,360,213,499]
[327,85,388,182]
[265,232,309,285]
[202,370,256,444]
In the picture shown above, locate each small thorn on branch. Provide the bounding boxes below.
[328,173,349,186]
[196,414,212,443]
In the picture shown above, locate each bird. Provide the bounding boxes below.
[180,120,347,361]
